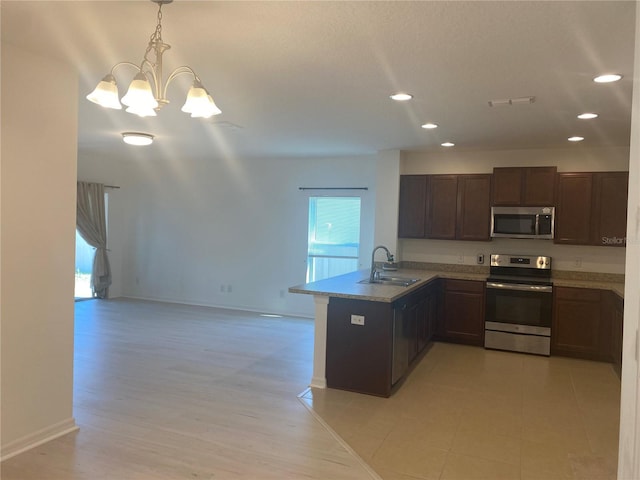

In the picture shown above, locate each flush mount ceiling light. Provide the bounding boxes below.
[390,93,413,101]
[577,113,598,120]
[122,132,154,146]
[421,123,439,129]
[441,142,455,147]
[568,136,584,142]
[593,74,622,83]
[87,0,221,119]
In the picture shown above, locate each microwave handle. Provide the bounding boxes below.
[534,214,539,235]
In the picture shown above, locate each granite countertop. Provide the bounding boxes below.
[288,269,441,303]
[289,263,625,302]
[289,268,490,303]
[551,277,624,298]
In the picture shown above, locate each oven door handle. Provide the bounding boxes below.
[486,282,553,293]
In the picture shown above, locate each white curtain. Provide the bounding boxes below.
[76,182,111,299]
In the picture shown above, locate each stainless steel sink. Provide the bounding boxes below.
[358,276,420,287]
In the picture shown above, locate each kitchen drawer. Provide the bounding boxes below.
[444,279,484,293]
[554,286,601,302]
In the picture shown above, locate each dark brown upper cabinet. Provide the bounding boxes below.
[555,173,593,245]
[456,174,492,241]
[592,172,628,247]
[398,174,491,241]
[492,167,557,206]
[398,175,428,238]
[555,171,628,246]
[428,175,458,239]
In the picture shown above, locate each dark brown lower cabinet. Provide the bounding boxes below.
[326,281,623,397]
[408,281,440,362]
[610,292,624,378]
[420,283,439,350]
[326,297,394,396]
[326,281,439,397]
[552,286,610,361]
[437,279,485,346]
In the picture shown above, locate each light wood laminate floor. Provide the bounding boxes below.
[2,299,620,480]
[1,299,377,480]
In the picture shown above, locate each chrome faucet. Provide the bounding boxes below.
[370,245,395,282]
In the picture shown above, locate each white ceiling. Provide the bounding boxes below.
[2,1,637,159]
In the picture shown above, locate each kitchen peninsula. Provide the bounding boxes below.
[289,267,487,396]
[290,265,624,397]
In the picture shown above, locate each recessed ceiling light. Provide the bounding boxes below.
[421,123,438,129]
[593,74,622,83]
[441,142,455,147]
[577,113,598,120]
[390,93,413,101]
[568,136,584,142]
[122,132,154,146]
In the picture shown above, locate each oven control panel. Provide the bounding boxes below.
[490,254,551,270]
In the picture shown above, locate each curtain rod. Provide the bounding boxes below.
[105,185,120,189]
[298,187,368,191]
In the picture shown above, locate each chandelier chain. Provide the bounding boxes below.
[143,4,164,66]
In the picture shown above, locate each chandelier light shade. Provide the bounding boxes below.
[121,73,159,110]
[86,74,123,110]
[182,80,222,118]
[86,0,221,119]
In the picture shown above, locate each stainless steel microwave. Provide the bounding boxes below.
[490,206,555,239]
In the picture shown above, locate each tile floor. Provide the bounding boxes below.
[300,342,621,480]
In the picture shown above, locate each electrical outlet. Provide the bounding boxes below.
[574,258,583,268]
[457,253,464,264]
[350,314,365,326]
[477,254,485,264]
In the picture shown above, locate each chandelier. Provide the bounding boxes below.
[86,0,221,119]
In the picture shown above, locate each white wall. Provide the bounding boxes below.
[618,2,640,478]
[1,44,78,458]
[373,150,401,254]
[398,147,629,274]
[402,147,630,174]
[78,149,382,318]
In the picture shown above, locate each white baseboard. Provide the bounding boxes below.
[310,376,327,389]
[122,295,315,319]
[1,417,78,462]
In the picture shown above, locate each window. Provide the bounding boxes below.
[307,196,361,282]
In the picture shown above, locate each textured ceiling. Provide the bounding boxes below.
[2,1,637,159]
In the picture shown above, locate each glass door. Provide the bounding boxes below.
[75,230,94,299]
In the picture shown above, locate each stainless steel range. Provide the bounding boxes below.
[484,254,553,356]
